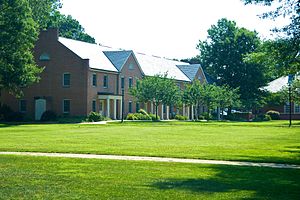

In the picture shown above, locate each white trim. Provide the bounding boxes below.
[63,99,71,114]
[92,73,97,87]
[62,72,71,87]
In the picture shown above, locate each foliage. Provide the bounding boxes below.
[202,112,212,120]
[266,110,280,120]
[0,0,43,95]
[149,114,160,121]
[40,110,57,121]
[279,78,300,104]
[174,114,188,121]
[86,112,104,122]
[48,12,95,43]
[126,110,152,121]
[197,18,268,110]
[253,114,272,122]
[130,74,180,120]
[243,0,300,75]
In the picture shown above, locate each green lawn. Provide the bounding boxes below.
[0,155,299,200]
[0,121,299,164]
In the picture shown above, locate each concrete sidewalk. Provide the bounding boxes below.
[1,152,300,169]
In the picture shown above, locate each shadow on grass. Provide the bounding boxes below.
[151,165,300,199]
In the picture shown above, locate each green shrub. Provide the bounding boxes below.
[175,114,188,120]
[138,109,148,116]
[266,110,280,120]
[86,112,104,122]
[202,112,212,120]
[253,114,272,122]
[126,113,137,120]
[41,110,57,121]
[198,115,205,120]
[149,114,160,121]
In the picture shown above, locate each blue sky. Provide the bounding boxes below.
[60,0,288,59]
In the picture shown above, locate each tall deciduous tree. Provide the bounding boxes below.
[197,18,267,110]
[130,74,180,120]
[242,0,300,75]
[0,0,43,95]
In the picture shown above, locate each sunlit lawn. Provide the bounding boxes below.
[0,155,299,200]
[0,120,299,164]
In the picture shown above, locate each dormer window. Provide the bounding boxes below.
[39,53,50,61]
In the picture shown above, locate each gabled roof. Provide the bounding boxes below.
[103,51,132,71]
[133,52,190,82]
[177,64,202,81]
[264,76,289,93]
[58,37,118,72]
[203,71,215,84]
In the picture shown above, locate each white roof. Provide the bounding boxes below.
[58,37,118,72]
[134,52,190,81]
[264,76,288,92]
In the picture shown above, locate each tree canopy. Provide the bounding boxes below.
[242,0,300,75]
[197,18,267,109]
[130,74,180,120]
[0,0,43,95]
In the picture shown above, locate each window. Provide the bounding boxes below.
[128,77,133,88]
[284,102,291,113]
[129,101,132,113]
[92,73,97,86]
[103,75,108,88]
[39,53,50,61]
[63,73,71,87]
[295,104,300,113]
[121,77,125,89]
[92,100,96,112]
[63,99,70,114]
[19,100,27,113]
[129,63,134,70]
[136,102,140,112]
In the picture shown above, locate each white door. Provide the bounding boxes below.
[35,99,46,120]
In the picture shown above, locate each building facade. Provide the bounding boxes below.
[0,29,208,120]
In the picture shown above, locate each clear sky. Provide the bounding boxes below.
[60,0,288,59]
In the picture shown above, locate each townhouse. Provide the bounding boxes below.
[0,29,208,120]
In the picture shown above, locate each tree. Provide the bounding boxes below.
[48,11,96,43]
[182,80,203,119]
[130,74,180,120]
[197,18,268,110]
[242,0,300,75]
[0,0,43,96]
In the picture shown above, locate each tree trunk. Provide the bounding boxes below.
[155,104,158,121]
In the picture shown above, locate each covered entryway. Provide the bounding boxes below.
[35,98,46,120]
[98,93,122,120]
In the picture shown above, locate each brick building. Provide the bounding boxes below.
[0,29,208,120]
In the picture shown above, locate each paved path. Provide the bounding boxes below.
[1,152,299,169]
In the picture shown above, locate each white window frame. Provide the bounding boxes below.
[103,75,108,88]
[63,99,71,114]
[128,77,133,88]
[63,73,71,87]
[92,73,97,87]
[92,99,96,112]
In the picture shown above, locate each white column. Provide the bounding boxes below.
[166,106,169,120]
[107,98,110,118]
[113,99,117,120]
[161,104,164,120]
[183,104,185,116]
[151,102,154,114]
[120,98,123,120]
[191,105,194,120]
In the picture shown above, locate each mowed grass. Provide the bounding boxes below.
[0,155,299,200]
[0,121,299,164]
